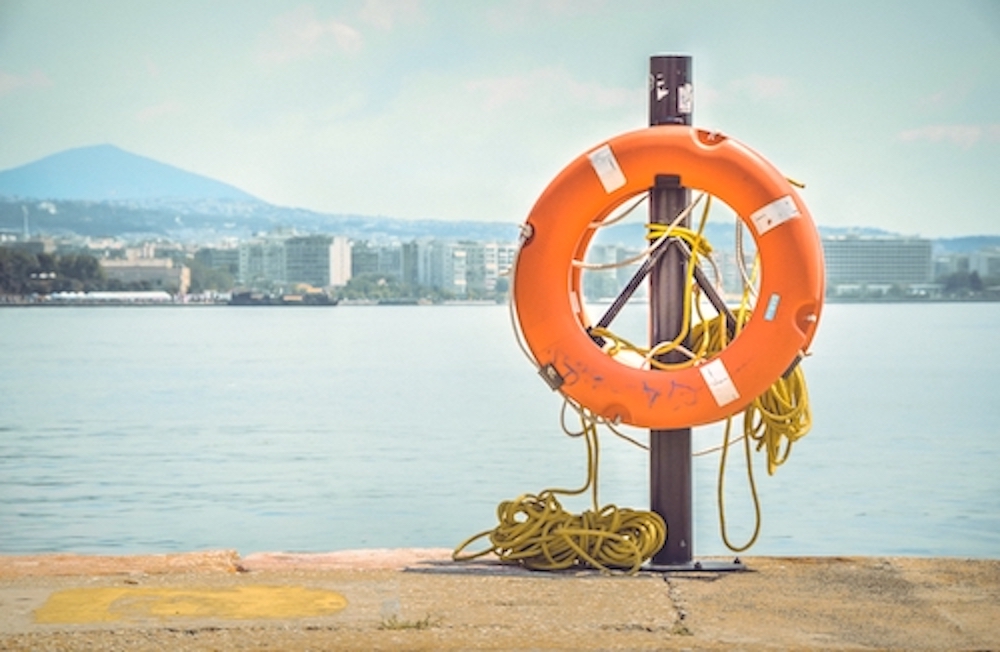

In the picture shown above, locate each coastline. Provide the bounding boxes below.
[4,296,1000,307]
[0,298,506,307]
[2,549,998,650]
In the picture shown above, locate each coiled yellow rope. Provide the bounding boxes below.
[453,410,667,574]
[746,365,812,475]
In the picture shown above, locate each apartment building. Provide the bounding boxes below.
[237,233,350,288]
[285,235,350,287]
[822,236,933,287]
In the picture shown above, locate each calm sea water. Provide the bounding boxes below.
[1,302,998,558]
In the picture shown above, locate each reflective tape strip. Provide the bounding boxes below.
[700,358,740,407]
[588,144,626,193]
[764,293,781,321]
[750,195,800,235]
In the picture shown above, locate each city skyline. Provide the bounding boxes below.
[1,1,998,238]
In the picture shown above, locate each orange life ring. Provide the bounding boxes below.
[513,125,825,429]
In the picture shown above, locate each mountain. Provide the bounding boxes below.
[0,145,521,242]
[0,197,522,243]
[0,144,258,202]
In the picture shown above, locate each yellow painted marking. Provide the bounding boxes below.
[34,585,348,624]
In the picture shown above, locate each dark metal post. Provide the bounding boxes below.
[649,55,693,566]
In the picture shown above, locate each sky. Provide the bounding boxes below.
[1,0,998,237]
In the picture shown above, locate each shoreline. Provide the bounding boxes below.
[4,293,1000,307]
[0,299,506,307]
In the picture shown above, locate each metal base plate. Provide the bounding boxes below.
[643,558,748,573]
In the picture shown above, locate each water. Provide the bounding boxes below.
[1,303,998,558]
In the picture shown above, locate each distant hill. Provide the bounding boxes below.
[0,145,520,242]
[932,235,1000,254]
[0,197,521,243]
[0,144,258,202]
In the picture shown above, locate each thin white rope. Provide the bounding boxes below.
[588,193,649,229]
[572,192,706,270]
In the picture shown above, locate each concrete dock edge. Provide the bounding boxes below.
[1,550,998,650]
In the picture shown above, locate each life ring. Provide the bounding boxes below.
[513,125,825,429]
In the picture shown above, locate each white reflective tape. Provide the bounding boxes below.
[588,144,626,193]
[750,195,800,235]
[764,293,780,321]
[700,358,740,407]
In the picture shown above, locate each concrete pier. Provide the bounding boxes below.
[1,549,998,650]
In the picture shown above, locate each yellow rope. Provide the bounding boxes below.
[715,365,811,550]
[717,415,760,552]
[453,409,666,574]
[585,207,814,553]
[588,199,718,371]
[746,364,812,475]
[492,191,814,560]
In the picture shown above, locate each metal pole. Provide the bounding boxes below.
[648,54,693,566]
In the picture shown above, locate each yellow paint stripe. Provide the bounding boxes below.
[35,585,348,624]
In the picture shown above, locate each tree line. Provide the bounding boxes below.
[0,247,121,295]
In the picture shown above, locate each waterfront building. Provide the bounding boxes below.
[461,241,517,294]
[238,236,287,286]
[970,248,1000,280]
[461,241,487,294]
[417,240,467,295]
[582,244,620,300]
[329,236,352,287]
[411,239,517,296]
[238,232,350,288]
[101,257,190,294]
[822,236,933,288]
[350,241,380,277]
[286,235,350,287]
[934,253,969,280]
[400,241,420,287]
[351,240,403,280]
[237,234,515,297]
[483,241,518,292]
[709,249,749,299]
[194,247,239,275]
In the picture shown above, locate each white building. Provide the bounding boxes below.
[346,238,518,295]
[482,241,518,292]
[970,248,1000,280]
[286,235,351,288]
[238,232,350,288]
[822,236,933,286]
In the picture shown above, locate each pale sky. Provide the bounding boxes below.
[1,0,998,237]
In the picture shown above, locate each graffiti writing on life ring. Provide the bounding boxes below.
[642,379,697,409]
[556,353,604,391]
[666,380,697,407]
